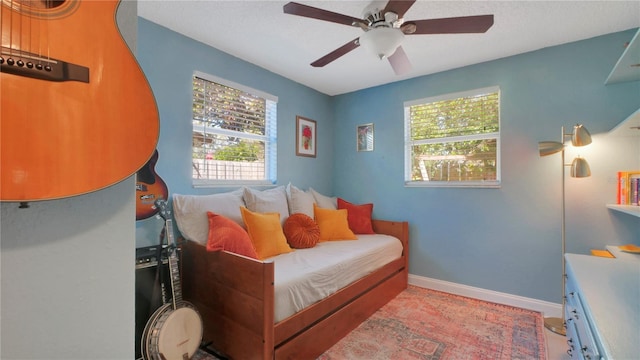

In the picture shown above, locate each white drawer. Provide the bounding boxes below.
[565,284,601,359]
[565,304,582,359]
[565,254,640,359]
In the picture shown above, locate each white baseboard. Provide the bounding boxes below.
[408,274,562,318]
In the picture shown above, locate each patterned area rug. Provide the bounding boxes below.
[192,285,546,360]
[319,286,546,359]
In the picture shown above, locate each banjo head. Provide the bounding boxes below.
[157,307,203,359]
[145,303,203,360]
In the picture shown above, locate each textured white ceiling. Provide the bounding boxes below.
[138,1,640,95]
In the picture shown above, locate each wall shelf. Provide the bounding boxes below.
[606,204,640,217]
[608,109,640,217]
[605,28,640,84]
[608,108,640,137]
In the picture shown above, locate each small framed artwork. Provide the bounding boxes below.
[357,123,374,152]
[296,116,317,157]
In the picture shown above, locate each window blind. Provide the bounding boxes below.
[192,73,277,185]
[404,86,500,188]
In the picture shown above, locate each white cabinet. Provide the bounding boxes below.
[564,254,640,359]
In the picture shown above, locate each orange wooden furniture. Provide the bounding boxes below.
[182,219,409,359]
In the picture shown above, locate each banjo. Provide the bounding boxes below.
[142,200,203,360]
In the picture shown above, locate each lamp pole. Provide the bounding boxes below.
[544,126,568,336]
[538,124,591,336]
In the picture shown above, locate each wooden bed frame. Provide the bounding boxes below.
[181,219,409,360]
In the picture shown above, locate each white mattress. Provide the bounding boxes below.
[266,234,403,323]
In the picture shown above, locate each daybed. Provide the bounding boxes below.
[173,186,409,360]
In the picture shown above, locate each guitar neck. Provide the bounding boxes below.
[165,219,183,308]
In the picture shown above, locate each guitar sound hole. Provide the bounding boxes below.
[39,0,67,9]
[2,0,71,14]
[11,0,67,9]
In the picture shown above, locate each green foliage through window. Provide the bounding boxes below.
[192,73,277,185]
[404,87,500,187]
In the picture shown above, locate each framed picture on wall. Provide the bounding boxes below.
[357,123,374,152]
[296,116,317,157]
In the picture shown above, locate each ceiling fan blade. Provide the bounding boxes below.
[283,2,366,27]
[388,46,412,75]
[408,15,494,34]
[383,0,416,18]
[311,38,360,67]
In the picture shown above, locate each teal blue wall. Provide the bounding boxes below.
[332,29,640,303]
[136,19,335,244]
[137,17,639,304]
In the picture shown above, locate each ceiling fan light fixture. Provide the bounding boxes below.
[360,27,404,60]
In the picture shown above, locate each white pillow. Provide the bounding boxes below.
[243,186,290,225]
[309,188,337,209]
[285,183,316,218]
[172,190,245,244]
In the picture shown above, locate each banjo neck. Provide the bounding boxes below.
[155,199,183,309]
[165,218,183,309]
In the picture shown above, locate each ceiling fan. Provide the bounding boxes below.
[283,0,494,75]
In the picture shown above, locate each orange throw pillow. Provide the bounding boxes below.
[283,213,320,248]
[337,198,375,234]
[206,212,258,259]
[240,207,293,260]
[314,204,357,241]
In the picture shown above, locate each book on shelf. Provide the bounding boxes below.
[617,171,640,206]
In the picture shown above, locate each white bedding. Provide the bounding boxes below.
[266,234,403,323]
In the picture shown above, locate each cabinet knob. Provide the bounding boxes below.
[567,348,573,356]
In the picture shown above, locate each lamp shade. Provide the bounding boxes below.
[571,124,592,147]
[359,27,404,59]
[539,141,564,157]
[570,157,591,178]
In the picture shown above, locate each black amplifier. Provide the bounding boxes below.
[135,245,170,359]
[136,245,168,268]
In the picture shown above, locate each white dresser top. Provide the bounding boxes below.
[606,245,640,262]
[565,254,640,359]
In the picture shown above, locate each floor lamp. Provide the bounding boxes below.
[538,124,592,336]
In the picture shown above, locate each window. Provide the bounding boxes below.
[192,71,277,186]
[404,86,500,188]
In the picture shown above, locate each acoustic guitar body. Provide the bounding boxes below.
[1,0,159,201]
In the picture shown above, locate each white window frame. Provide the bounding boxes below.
[404,86,501,188]
[192,71,277,187]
